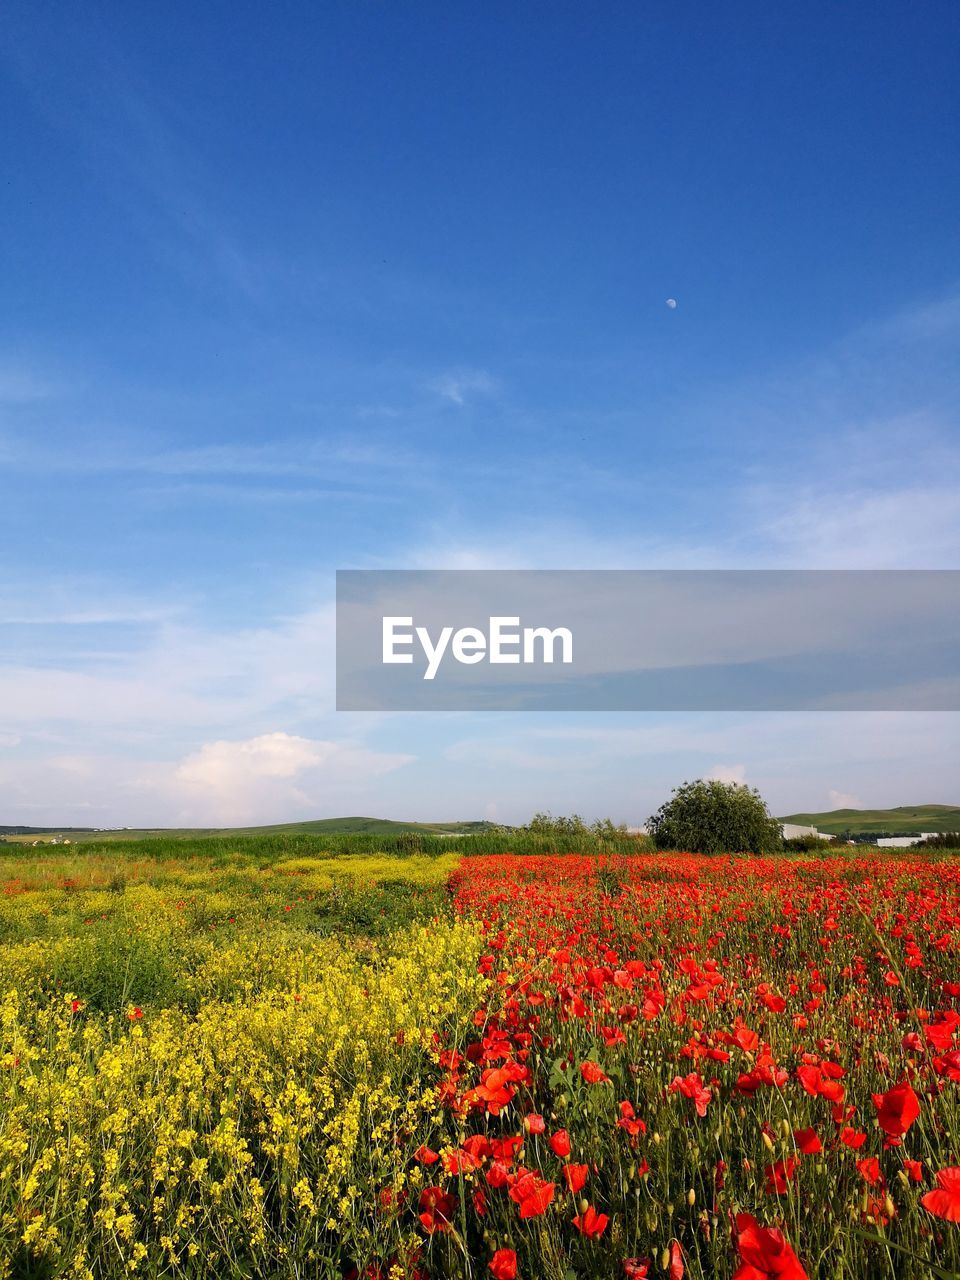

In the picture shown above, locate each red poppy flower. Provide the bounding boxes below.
[618,1100,647,1137]
[563,1163,589,1194]
[925,1021,956,1051]
[839,1127,867,1150]
[490,1136,524,1162]
[670,1072,712,1117]
[443,1147,483,1175]
[524,1112,546,1134]
[508,1170,556,1218]
[764,1157,799,1196]
[623,1260,650,1279]
[489,1248,517,1280]
[549,1129,571,1158]
[418,1186,457,1234]
[668,1240,685,1280]
[414,1145,439,1166]
[733,1212,809,1279]
[871,1080,920,1137]
[732,1017,760,1052]
[793,1128,822,1155]
[856,1156,883,1188]
[922,1167,960,1222]
[581,1061,611,1084]
[573,1205,609,1238]
[796,1063,844,1103]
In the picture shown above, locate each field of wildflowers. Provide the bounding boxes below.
[1,845,959,1278]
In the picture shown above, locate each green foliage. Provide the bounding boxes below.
[500,813,648,855]
[648,779,784,855]
[524,811,592,835]
[916,831,960,848]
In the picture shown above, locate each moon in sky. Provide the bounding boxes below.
[666,298,678,309]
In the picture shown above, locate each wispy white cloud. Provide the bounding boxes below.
[428,368,500,406]
[0,604,338,733]
[0,434,421,477]
[138,482,395,505]
[0,599,182,627]
[3,13,265,298]
[755,483,960,569]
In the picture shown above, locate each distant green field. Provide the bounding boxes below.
[0,815,498,844]
[779,804,960,835]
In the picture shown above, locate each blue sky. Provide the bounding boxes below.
[1,3,959,826]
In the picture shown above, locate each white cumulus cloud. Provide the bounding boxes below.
[827,788,861,809]
[171,731,415,824]
[706,763,748,786]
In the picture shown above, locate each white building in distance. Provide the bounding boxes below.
[876,833,936,848]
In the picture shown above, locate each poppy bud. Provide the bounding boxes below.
[885,1194,896,1219]
[762,1132,775,1152]
[660,1248,671,1269]
[579,1197,589,1215]
[687,1188,696,1206]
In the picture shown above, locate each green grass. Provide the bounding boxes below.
[0,825,649,865]
[779,803,960,835]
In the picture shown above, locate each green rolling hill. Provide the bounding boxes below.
[0,816,499,844]
[779,804,960,836]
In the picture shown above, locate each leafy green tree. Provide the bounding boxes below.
[648,779,783,855]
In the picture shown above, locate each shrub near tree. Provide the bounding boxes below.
[648,778,784,855]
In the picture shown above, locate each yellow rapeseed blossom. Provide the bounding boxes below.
[0,859,484,1278]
